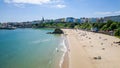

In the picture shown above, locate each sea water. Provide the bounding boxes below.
[0,28,67,68]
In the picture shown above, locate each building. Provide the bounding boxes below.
[104,15,120,22]
[41,17,45,23]
[88,18,97,23]
[44,19,52,23]
[60,18,65,22]
[66,17,75,23]
[75,18,81,23]
[32,20,41,24]
[55,18,65,23]
[98,18,104,23]
[80,17,87,23]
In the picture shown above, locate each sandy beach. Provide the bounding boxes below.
[62,29,120,68]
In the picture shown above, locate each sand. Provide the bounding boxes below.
[62,52,69,68]
[62,29,120,68]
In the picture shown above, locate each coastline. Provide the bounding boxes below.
[62,29,120,68]
[61,33,69,68]
[62,51,69,68]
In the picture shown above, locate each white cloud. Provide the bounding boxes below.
[4,0,10,3]
[14,3,25,8]
[4,0,66,8]
[94,12,112,15]
[114,11,120,14]
[55,4,66,8]
[94,11,120,15]
[5,0,52,5]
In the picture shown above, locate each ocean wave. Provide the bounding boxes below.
[32,39,51,44]
[32,37,58,44]
[59,39,67,68]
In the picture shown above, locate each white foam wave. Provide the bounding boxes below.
[32,39,51,44]
[59,39,67,68]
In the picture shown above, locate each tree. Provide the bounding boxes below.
[106,20,113,28]
[108,22,117,30]
[117,23,120,28]
[74,25,80,29]
[101,25,107,31]
[114,28,120,36]
[98,23,106,29]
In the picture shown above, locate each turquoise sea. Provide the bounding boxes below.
[0,28,66,68]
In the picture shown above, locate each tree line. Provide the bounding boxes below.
[33,20,120,37]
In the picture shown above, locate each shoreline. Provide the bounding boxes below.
[61,33,69,68]
[62,51,69,68]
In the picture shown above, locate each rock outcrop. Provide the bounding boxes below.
[47,28,64,34]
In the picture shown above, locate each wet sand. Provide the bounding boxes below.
[62,52,69,68]
[62,34,69,68]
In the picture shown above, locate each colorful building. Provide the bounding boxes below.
[66,17,75,23]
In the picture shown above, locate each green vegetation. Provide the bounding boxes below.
[114,28,120,36]
[33,22,79,28]
[33,20,120,37]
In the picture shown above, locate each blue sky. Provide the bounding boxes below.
[0,0,120,22]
